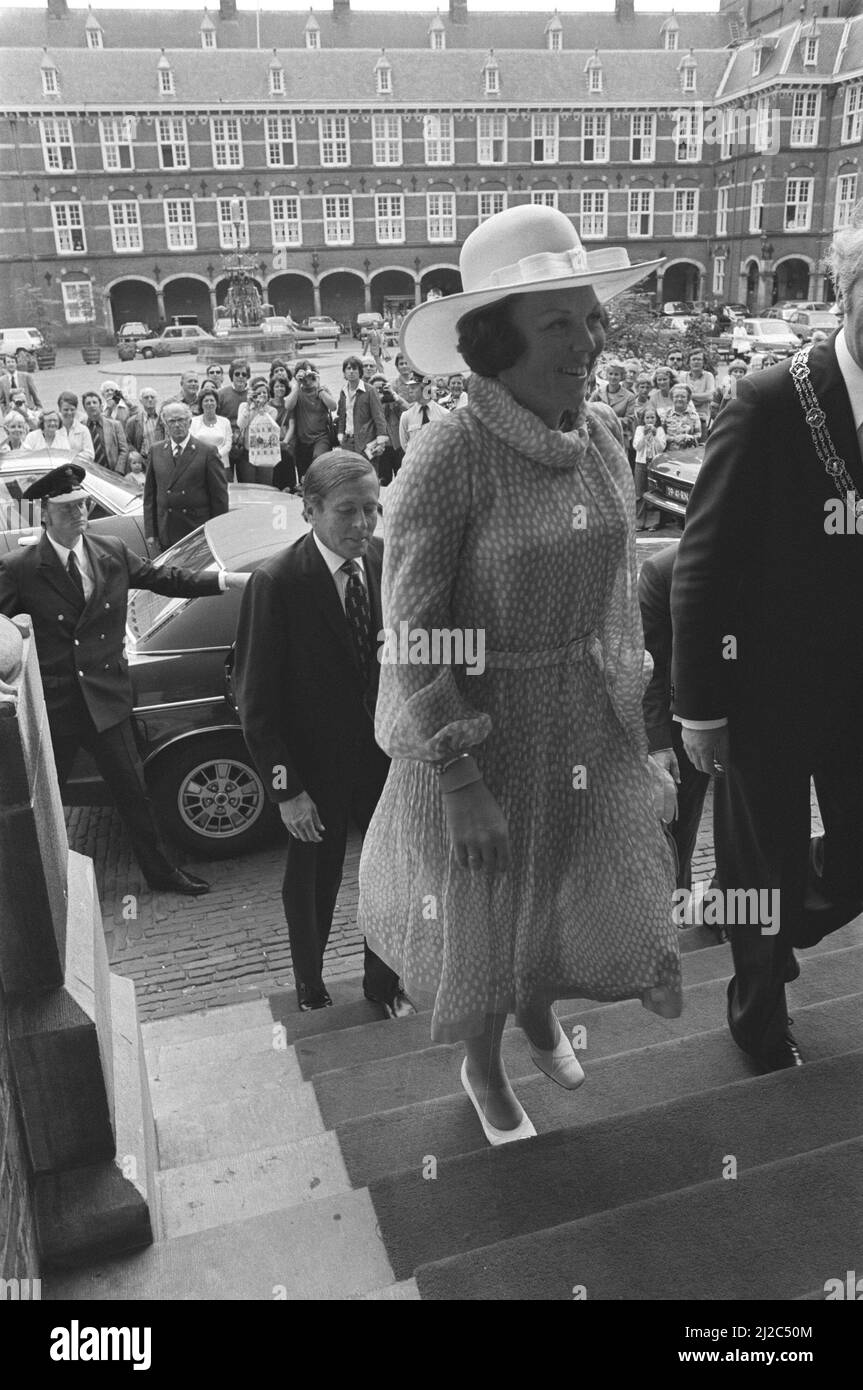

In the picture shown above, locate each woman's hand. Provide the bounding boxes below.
[443,780,510,874]
[648,754,678,824]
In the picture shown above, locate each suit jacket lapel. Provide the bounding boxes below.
[301,533,363,677]
[169,437,196,488]
[79,535,110,622]
[36,532,86,608]
[808,338,863,494]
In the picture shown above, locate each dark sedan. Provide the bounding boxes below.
[642,444,704,521]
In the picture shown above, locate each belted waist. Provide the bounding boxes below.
[483,632,597,670]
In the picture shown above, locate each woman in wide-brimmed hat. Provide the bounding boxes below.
[357,204,681,1145]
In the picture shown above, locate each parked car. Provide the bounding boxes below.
[0,327,44,356]
[729,318,800,359]
[775,300,830,322]
[662,301,695,317]
[64,501,311,857]
[786,310,841,341]
[0,448,278,561]
[300,315,341,346]
[139,325,215,357]
[642,445,704,522]
[116,322,154,345]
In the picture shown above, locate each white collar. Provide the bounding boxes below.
[170,433,192,452]
[835,329,863,433]
[312,531,366,580]
[45,531,86,568]
[345,378,365,394]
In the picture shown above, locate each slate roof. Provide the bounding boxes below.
[719,18,862,98]
[0,6,739,55]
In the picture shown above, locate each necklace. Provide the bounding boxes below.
[790,344,863,515]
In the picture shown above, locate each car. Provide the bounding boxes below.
[642,444,704,522]
[775,300,830,322]
[0,327,44,356]
[786,310,840,341]
[300,315,341,346]
[139,325,215,358]
[0,447,279,561]
[63,500,311,858]
[116,322,154,345]
[728,318,800,359]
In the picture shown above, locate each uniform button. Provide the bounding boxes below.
[78,670,84,676]
[58,614,64,621]
[74,639,80,646]
[104,602,110,609]
[103,663,109,670]
[100,634,105,640]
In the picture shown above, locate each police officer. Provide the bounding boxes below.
[0,463,249,894]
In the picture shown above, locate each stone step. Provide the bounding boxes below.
[154,1084,327,1171]
[148,1045,307,1117]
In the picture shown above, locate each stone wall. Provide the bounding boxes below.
[0,982,40,1286]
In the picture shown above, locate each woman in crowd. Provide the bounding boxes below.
[632,405,665,532]
[0,411,30,453]
[23,407,63,454]
[369,372,405,486]
[358,205,680,1146]
[237,376,280,486]
[190,383,233,473]
[662,382,701,447]
[649,365,677,419]
[589,359,636,451]
[218,359,252,480]
[269,374,297,492]
[712,358,748,426]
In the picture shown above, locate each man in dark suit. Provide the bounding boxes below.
[638,542,710,893]
[81,390,130,475]
[0,352,42,413]
[671,211,863,1072]
[234,450,414,1017]
[0,463,249,893]
[144,402,228,552]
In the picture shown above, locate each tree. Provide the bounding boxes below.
[603,293,676,362]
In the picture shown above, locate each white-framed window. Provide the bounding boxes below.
[627,188,653,238]
[582,112,609,163]
[785,177,813,231]
[716,185,730,237]
[375,192,404,243]
[581,189,607,240]
[630,113,655,163]
[319,115,350,167]
[803,37,818,66]
[712,256,726,297]
[201,27,216,50]
[834,173,858,230]
[42,67,59,97]
[269,67,285,97]
[588,66,602,94]
[265,115,296,168]
[749,179,765,234]
[790,91,820,147]
[51,201,85,253]
[665,30,679,52]
[157,117,189,170]
[675,108,701,162]
[99,117,135,171]
[164,197,196,250]
[86,28,103,50]
[532,113,559,164]
[40,118,75,172]
[719,110,733,160]
[752,46,763,78]
[159,67,174,96]
[377,64,392,96]
[323,194,353,244]
[682,65,696,94]
[108,200,142,253]
[477,114,507,165]
[426,190,456,242]
[211,116,243,169]
[548,29,562,53]
[270,194,302,246]
[424,113,454,165]
[530,189,559,209]
[478,190,506,222]
[754,96,772,153]
[485,65,500,96]
[431,29,445,52]
[306,28,320,51]
[842,85,862,145]
[217,197,249,250]
[372,113,402,166]
[673,188,699,237]
[61,280,95,324]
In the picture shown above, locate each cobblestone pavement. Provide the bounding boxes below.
[67,786,725,1021]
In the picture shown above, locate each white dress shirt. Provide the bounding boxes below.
[342,380,366,439]
[55,421,95,462]
[312,531,366,613]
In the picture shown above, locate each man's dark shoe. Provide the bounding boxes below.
[147,868,210,895]
[754,1032,804,1073]
[364,987,417,1020]
[297,983,332,1012]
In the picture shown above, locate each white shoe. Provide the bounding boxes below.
[460,1058,537,1147]
[528,1019,586,1090]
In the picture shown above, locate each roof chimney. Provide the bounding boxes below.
[615,0,635,21]
[449,0,468,25]
[219,0,237,21]
[333,0,350,17]
[47,0,68,18]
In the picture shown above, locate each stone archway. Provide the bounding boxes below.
[662,261,701,303]
[775,258,811,302]
[420,266,461,298]
[318,271,365,332]
[163,277,213,330]
[369,268,415,321]
[743,259,760,311]
[267,274,314,321]
[108,278,158,334]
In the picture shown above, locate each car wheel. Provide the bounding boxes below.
[148,733,280,859]
[141,346,154,359]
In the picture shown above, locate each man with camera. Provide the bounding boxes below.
[284,364,338,486]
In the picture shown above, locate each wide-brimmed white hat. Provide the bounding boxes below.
[401,204,663,376]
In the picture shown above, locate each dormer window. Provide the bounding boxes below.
[200,17,217,50]
[662,16,680,52]
[158,53,175,96]
[752,40,763,77]
[483,52,500,96]
[803,36,818,66]
[42,64,59,96]
[376,52,392,96]
[305,14,321,51]
[85,9,103,49]
[585,53,602,94]
[429,12,446,50]
[269,54,285,96]
[680,53,697,94]
[546,11,563,52]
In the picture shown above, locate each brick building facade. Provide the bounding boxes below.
[0,0,860,344]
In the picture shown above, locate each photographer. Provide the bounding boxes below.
[284,363,338,486]
[369,373,405,485]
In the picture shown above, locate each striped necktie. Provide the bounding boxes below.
[89,419,108,470]
[341,560,373,683]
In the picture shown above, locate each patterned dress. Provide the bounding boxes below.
[358,374,682,1043]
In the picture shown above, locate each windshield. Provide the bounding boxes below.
[760,322,793,336]
[127,528,219,643]
[85,460,143,514]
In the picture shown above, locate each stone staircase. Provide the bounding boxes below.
[46,920,863,1301]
